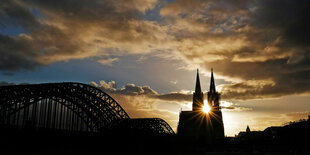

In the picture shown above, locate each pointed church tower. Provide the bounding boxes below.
[207,68,225,139]
[208,68,220,108]
[193,69,204,111]
[195,69,202,93]
[209,68,216,93]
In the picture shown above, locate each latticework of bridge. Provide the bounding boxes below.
[0,82,174,134]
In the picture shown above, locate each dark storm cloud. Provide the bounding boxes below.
[160,0,310,99]
[1,0,310,100]
[251,0,310,47]
[206,52,310,100]
[0,0,164,71]
[0,1,41,70]
[217,0,310,99]
[0,0,40,29]
[0,34,40,71]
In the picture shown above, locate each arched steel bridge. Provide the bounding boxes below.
[0,82,174,134]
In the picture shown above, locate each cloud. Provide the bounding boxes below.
[90,80,253,132]
[219,101,252,112]
[170,80,177,85]
[97,57,119,66]
[1,0,310,100]
[108,93,180,131]
[90,80,255,111]
[119,83,158,95]
[0,0,40,29]
[284,111,310,122]
[159,0,310,100]
[251,111,310,130]
[156,92,192,102]
[90,80,184,131]
[0,34,41,70]
[0,0,172,71]
[91,80,158,95]
[0,81,15,86]
[206,57,310,100]
[91,80,192,101]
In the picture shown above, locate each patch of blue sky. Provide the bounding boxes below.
[0,20,27,36]
[0,7,43,36]
[0,52,231,94]
[0,53,187,93]
[0,59,98,85]
[143,0,176,21]
[144,4,163,22]
[29,7,44,19]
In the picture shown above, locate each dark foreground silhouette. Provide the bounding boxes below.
[0,82,309,154]
[0,117,309,155]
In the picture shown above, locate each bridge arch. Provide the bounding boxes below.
[0,82,129,132]
[0,82,174,134]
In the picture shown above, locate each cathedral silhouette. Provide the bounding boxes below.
[177,68,224,143]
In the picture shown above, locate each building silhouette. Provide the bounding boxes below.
[237,116,310,144]
[177,68,224,143]
[246,125,251,132]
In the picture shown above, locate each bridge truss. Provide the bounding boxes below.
[0,83,174,134]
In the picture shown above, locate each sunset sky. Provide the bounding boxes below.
[1,0,310,136]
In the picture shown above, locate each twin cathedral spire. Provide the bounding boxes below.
[193,68,219,111]
[177,68,224,143]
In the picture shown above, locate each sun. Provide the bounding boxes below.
[202,105,211,113]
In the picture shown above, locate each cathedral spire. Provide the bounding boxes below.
[209,68,216,93]
[192,69,204,111]
[195,69,202,93]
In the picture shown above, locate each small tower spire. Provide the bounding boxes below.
[246,125,251,132]
[195,69,202,93]
[209,68,216,93]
